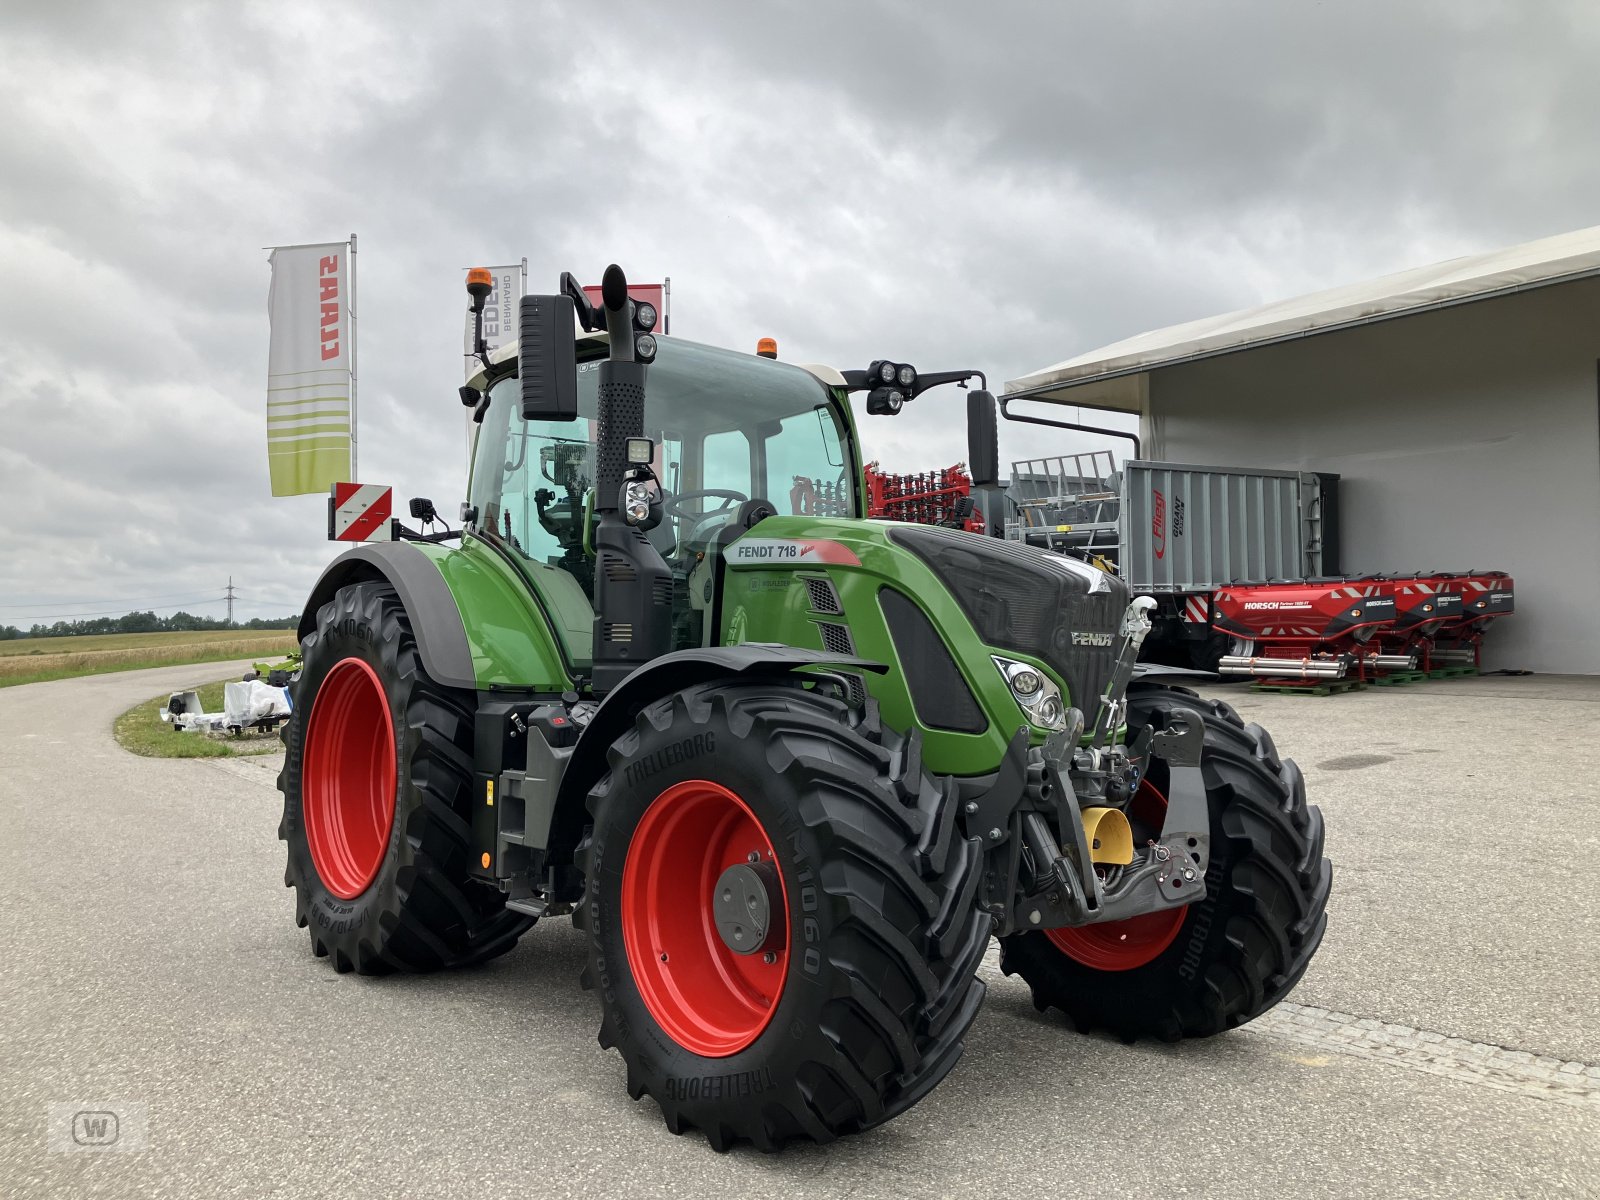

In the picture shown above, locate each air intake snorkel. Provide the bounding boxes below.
[589,264,672,695]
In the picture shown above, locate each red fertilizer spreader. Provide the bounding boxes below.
[1364,573,1465,671]
[1211,578,1414,685]
[1427,570,1515,669]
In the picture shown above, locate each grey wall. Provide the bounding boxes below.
[1147,277,1600,674]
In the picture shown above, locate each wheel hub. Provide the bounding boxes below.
[712,860,785,955]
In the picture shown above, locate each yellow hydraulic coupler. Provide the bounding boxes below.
[1081,807,1134,865]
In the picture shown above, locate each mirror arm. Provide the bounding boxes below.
[912,369,985,396]
[561,271,602,331]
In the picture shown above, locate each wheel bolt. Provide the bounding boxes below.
[762,951,776,964]
[747,851,761,863]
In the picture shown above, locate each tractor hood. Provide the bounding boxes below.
[883,523,1128,718]
[719,516,1128,775]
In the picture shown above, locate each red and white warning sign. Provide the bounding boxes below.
[327,482,393,542]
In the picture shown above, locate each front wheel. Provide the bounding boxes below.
[999,684,1331,1040]
[577,681,990,1151]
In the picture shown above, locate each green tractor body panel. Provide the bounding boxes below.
[411,537,577,692]
[720,515,1066,778]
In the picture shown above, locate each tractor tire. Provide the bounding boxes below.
[577,681,990,1151]
[277,581,533,974]
[999,683,1330,1041]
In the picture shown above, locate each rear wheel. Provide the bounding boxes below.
[278,581,533,973]
[578,681,990,1151]
[999,684,1330,1040]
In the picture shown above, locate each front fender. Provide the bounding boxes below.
[548,645,885,855]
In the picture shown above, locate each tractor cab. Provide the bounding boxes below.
[465,332,859,662]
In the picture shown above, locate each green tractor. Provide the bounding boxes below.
[278,265,1330,1150]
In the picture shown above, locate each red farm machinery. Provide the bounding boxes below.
[865,461,987,533]
[874,442,1515,691]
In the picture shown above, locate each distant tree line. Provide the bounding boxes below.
[0,612,300,641]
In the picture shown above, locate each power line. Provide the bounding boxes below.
[0,590,229,612]
[3,598,229,622]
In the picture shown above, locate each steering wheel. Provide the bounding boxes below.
[663,488,748,522]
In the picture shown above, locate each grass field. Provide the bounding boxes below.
[114,677,285,759]
[0,629,298,687]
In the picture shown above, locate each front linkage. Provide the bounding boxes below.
[965,596,1211,937]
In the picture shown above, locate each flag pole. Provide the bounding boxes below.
[663,276,671,335]
[349,232,359,479]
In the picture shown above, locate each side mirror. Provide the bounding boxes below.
[519,293,578,422]
[967,389,1000,486]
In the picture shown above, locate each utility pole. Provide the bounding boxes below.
[225,577,237,625]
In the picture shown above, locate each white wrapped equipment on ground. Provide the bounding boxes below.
[161,680,292,735]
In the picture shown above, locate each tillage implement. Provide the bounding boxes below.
[278,265,1331,1150]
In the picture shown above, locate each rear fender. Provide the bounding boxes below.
[299,538,576,692]
[299,542,476,689]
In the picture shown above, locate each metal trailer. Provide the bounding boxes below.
[1008,453,1341,668]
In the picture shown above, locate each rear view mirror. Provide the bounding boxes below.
[519,294,578,422]
[966,389,1000,486]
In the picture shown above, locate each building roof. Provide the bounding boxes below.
[1006,224,1600,410]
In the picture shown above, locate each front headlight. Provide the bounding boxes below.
[993,655,1066,731]
[1007,666,1042,697]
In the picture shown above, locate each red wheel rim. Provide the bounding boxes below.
[1046,780,1189,971]
[302,657,396,900]
[621,780,789,1057]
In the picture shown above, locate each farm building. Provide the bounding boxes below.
[1005,226,1600,674]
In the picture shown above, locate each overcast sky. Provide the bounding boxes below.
[2,0,1596,625]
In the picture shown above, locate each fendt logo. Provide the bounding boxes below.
[1071,631,1114,647]
[1152,488,1166,559]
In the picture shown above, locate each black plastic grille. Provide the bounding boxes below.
[817,622,854,655]
[879,587,987,734]
[888,525,1127,710]
[601,554,636,583]
[841,672,867,708]
[804,576,842,614]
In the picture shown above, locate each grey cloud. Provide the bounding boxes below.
[1,0,1593,622]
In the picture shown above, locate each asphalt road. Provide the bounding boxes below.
[2,664,1597,1198]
